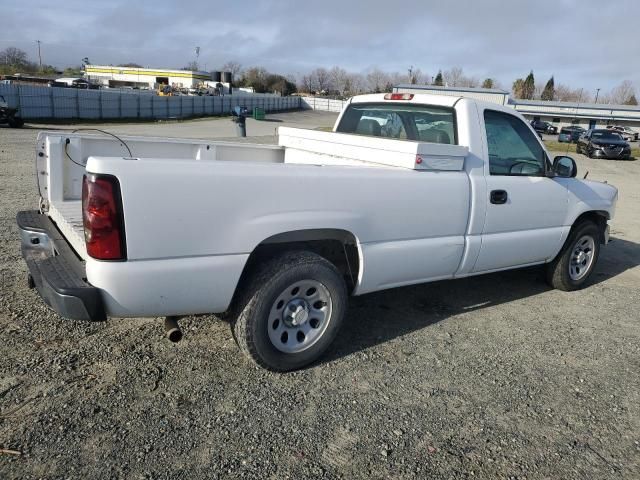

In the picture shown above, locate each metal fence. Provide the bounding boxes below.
[300,96,349,112]
[0,85,302,120]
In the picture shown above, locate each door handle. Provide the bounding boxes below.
[490,189,508,205]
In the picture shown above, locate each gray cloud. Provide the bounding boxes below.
[2,0,638,92]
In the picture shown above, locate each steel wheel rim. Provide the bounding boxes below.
[267,280,333,354]
[569,235,596,281]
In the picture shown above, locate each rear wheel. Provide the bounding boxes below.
[8,116,24,128]
[546,221,601,291]
[231,251,347,371]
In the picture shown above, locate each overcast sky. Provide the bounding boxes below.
[2,0,638,93]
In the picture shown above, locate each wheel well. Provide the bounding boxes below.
[572,211,608,243]
[237,229,360,297]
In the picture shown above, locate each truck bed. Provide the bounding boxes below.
[37,128,469,264]
[37,132,288,262]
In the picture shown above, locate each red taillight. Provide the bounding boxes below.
[384,93,414,100]
[82,174,126,260]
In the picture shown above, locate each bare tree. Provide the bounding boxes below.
[443,66,464,87]
[460,75,478,88]
[241,67,269,92]
[554,84,588,103]
[329,66,349,95]
[221,61,242,78]
[297,74,315,94]
[0,47,29,66]
[182,61,199,71]
[389,71,409,86]
[346,73,367,95]
[366,68,389,93]
[311,67,331,93]
[441,67,477,88]
[410,68,429,85]
[607,80,636,105]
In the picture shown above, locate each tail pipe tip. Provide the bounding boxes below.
[164,316,183,343]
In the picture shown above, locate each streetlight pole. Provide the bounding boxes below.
[36,40,42,69]
[595,88,600,104]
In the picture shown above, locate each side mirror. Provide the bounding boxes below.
[553,155,577,178]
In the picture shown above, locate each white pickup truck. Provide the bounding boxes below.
[18,93,618,371]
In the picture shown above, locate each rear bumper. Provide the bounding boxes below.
[16,210,106,321]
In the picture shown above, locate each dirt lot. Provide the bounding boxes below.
[1,115,639,479]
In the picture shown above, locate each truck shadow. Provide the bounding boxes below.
[320,236,640,366]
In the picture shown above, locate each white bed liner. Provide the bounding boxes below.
[48,201,86,259]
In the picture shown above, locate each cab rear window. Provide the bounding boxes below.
[336,103,457,145]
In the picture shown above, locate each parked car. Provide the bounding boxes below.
[576,129,632,159]
[0,95,24,128]
[17,93,618,371]
[606,125,638,142]
[530,120,558,135]
[558,126,586,143]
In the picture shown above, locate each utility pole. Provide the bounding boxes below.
[36,40,42,69]
[595,88,601,104]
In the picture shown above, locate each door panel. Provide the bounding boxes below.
[474,176,567,272]
[473,109,569,272]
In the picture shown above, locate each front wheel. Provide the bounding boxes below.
[546,221,601,291]
[232,251,347,371]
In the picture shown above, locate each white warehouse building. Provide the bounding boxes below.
[393,84,640,131]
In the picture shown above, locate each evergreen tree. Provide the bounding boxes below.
[625,94,638,106]
[433,71,443,86]
[512,78,525,98]
[523,71,535,100]
[481,78,494,89]
[541,76,555,101]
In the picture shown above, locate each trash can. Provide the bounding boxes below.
[253,107,265,120]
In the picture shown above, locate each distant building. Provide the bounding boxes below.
[393,84,640,130]
[84,65,232,92]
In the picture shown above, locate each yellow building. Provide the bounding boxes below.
[84,65,214,89]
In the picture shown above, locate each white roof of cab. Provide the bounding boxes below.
[350,93,461,108]
[349,92,528,118]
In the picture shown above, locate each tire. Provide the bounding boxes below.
[231,251,348,372]
[545,221,601,291]
[8,117,24,128]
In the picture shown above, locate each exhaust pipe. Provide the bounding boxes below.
[164,316,183,343]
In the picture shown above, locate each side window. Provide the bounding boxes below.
[484,110,547,176]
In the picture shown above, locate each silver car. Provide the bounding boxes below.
[607,125,638,142]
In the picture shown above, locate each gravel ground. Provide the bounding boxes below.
[1,115,639,479]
